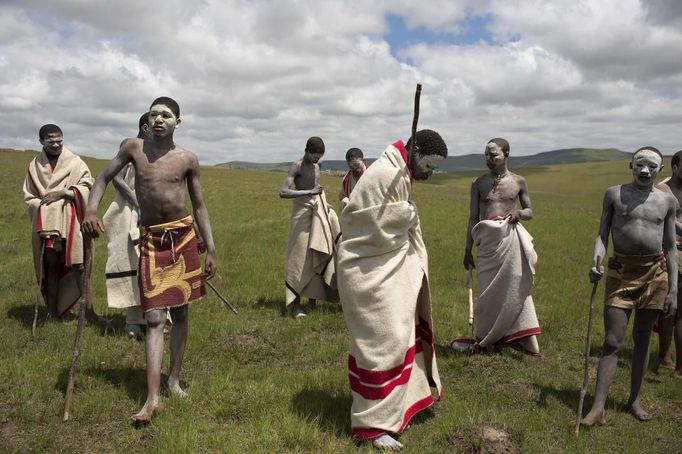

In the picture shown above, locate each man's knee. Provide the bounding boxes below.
[145,310,167,328]
[169,306,187,323]
[603,333,625,355]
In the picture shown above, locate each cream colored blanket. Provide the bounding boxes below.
[337,141,442,439]
[103,164,141,309]
[285,190,340,307]
[473,218,540,354]
[23,147,93,316]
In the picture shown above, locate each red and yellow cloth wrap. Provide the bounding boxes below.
[138,215,205,312]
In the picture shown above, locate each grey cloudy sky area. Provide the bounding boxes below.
[1,0,681,164]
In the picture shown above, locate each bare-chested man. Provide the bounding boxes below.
[656,150,682,377]
[459,138,541,354]
[82,97,217,423]
[581,146,677,426]
[279,137,339,317]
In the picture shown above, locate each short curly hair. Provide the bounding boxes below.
[39,124,62,141]
[305,136,325,154]
[345,147,363,161]
[633,146,662,162]
[487,138,510,156]
[406,129,447,158]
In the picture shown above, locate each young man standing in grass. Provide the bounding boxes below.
[336,130,446,451]
[338,147,367,209]
[23,124,100,322]
[459,138,540,354]
[82,97,217,423]
[279,136,339,317]
[581,146,678,425]
[655,149,682,378]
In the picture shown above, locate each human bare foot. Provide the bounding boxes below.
[371,434,403,451]
[628,401,652,421]
[130,400,164,424]
[580,409,606,427]
[168,379,188,398]
[656,359,676,372]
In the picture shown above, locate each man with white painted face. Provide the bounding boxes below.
[336,130,446,451]
[581,146,677,426]
[23,124,100,322]
[459,138,540,354]
[279,137,340,318]
[339,147,367,209]
[82,97,217,424]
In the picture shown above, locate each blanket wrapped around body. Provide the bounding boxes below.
[337,141,442,440]
[285,191,340,307]
[103,164,140,309]
[139,215,205,312]
[23,147,93,316]
[473,218,541,354]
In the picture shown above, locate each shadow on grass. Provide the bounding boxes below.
[292,388,352,435]
[79,366,148,401]
[255,297,287,316]
[6,304,39,329]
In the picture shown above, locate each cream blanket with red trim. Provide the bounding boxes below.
[473,218,540,354]
[23,147,93,316]
[337,143,442,439]
[285,191,340,307]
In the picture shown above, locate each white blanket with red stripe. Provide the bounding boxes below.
[285,190,340,307]
[473,218,540,354]
[23,147,93,316]
[337,142,442,439]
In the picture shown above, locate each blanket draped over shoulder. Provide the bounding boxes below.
[339,162,368,210]
[473,218,541,354]
[23,147,93,316]
[337,141,442,440]
[103,164,140,309]
[139,215,205,312]
[285,191,340,307]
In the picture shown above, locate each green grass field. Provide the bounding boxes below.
[1,150,680,453]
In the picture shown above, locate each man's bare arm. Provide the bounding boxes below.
[82,145,132,237]
[279,162,321,198]
[187,155,217,280]
[662,196,679,317]
[112,174,138,210]
[590,188,615,282]
[463,179,480,269]
[512,177,533,222]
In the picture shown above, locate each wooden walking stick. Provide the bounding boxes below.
[466,265,474,338]
[575,267,600,435]
[206,280,238,314]
[63,236,92,421]
[410,83,422,155]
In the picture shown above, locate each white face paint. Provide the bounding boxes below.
[485,142,506,170]
[348,157,364,173]
[631,149,662,187]
[413,154,445,180]
[149,104,180,138]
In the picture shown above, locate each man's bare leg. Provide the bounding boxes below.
[657,315,676,371]
[371,434,403,451]
[131,309,165,423]
[581,306,630,426]
[43,249,59,318]
[168,305,188,397]
[674,315,682,378]
[628,309,658,421]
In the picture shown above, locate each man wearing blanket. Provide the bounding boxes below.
[103,114,148,338]
[461,138,541,355]
[337,129,446,451]
[279,137,340,318]
[23,124,100,321]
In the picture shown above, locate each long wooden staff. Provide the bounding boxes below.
[410,84,422,155]
[466,265,474,338]
[575,277,600,434]
[63,236,92,421]
[206,280,238,314]
[32,242,45,339]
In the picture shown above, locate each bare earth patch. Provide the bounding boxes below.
[448,424,520,454]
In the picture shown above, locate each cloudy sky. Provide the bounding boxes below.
[1,0,681,164]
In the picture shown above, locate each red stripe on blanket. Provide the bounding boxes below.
[351,395,435,440]
[341,171,351,198]
[349,365,413,400]
[393,140,412,181]
[502,327,542,343]
[348,339,423,385]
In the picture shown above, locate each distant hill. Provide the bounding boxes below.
[215,148,632,172]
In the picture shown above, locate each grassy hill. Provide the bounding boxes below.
[1,150,680,453]
[215,148,632,172]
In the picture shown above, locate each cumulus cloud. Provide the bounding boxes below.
[1,0,681,163]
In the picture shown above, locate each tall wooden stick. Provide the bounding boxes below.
[575,280,599,434]
[410,84,422,155]
[206,280,238,314]
[63,236,92,421]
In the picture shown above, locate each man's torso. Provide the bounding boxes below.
[293,160,319,191]
[476,172,523,220]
